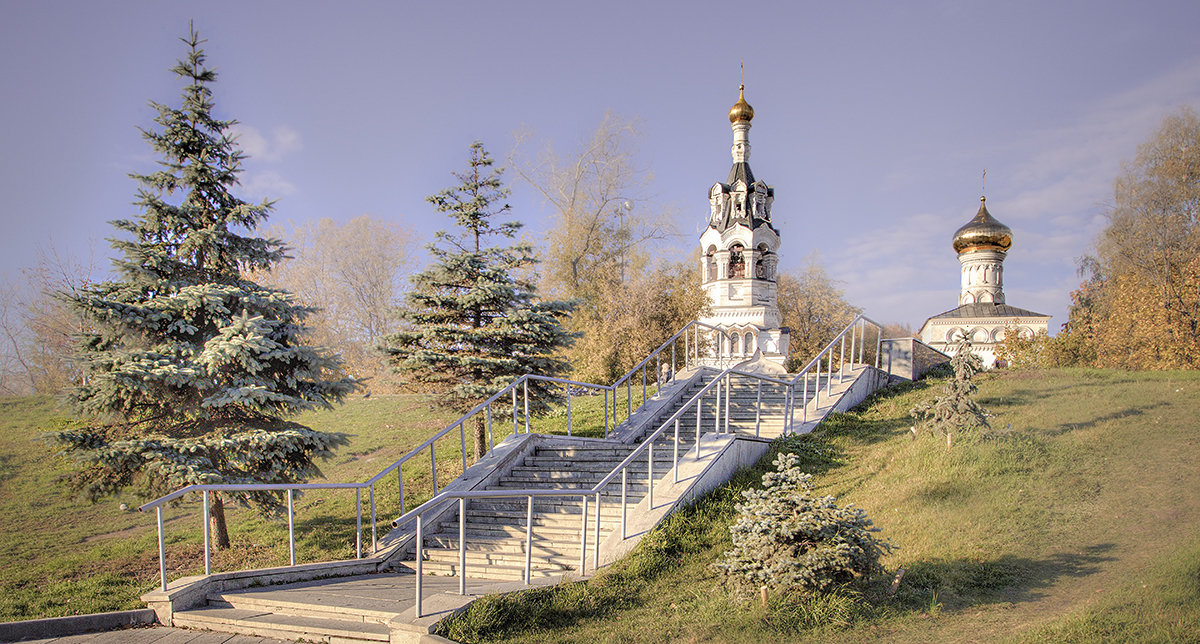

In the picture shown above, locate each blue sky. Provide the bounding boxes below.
[4,1,1200,330]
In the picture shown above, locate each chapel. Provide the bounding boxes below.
[696,82,790,372]
[918,195,1050,367]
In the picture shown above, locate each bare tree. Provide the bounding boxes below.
[777,260,862,371]
[260,215,414,385]
[0,245,97,395]
[510,112,668,300]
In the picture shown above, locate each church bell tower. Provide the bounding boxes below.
[697,80,790,370]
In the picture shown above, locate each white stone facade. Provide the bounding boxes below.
[919,197,1050,368]
[696,85,790,370]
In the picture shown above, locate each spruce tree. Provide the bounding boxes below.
[910,338,990,443]
[384,142,576,459]
[46,27,358,548]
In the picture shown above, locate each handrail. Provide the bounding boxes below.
[136,315,886,600]
[136,320,724,592]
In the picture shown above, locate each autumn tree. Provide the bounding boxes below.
[1068,107,1200,368]
[777,261,862,370]
[259,215,412,385]
[512,113,700,382]
[384,142,576,459]
[45,28,358,548]
[511,112,666,300]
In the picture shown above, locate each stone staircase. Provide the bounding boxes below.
[161,365,874,644]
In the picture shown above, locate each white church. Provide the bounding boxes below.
[692,81,1048,373]
[917,196,1051,367]
[695,83,790,372]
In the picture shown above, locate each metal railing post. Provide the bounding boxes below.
[642,366,647,406]
[803,371,810,424]
[850,325,857,369]
[604,389,610,439]
[202,490,211,575]
[673,418,680,484]
[157,506,166,591]
[487,405,494,451]
[355,488,362,559]
[415,515,423,618]
[827,353,833,396]
[647,442,654,509]
[399,468,406,517]
[512,387,518,437]
[525,495,533,585]
[370,485,377,554]
[695,394,702,458]
[567,385,572,436]
[724,374,730,434]
[755,380,762,437]
[287,489,295,566]
[840,335,846,383]
[458,498,466,595]
[579,496,588,574]
[714,378,721,434]
[431,445,438,494]
[459,421,467,475]
[593,492,601,569]
[523,381,529,434]
[621,469,628,539]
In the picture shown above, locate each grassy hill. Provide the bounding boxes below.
[0,387,618,623]
[436,369,1200,643]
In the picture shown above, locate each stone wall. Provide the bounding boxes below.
[880,337,950,381]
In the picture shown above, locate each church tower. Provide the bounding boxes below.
[953,196,1011,305]
[697,81,790,371]
[918,192,1050,368]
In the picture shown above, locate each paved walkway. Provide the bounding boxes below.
[16,627,292,644]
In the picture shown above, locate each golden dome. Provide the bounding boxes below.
[952,196,1012,253]
[728,84,755,123]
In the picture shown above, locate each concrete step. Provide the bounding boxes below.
[422,548,575,569]
[467,499,627,517]
[423,532,583,556]
[454,510,621,528]
[418,560,567,581]
[174,606,389,642]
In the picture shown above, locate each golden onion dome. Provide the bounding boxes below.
[728,84,755,123]
[952,196,1012,253]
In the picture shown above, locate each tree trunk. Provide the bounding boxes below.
[211,492,232,549]
[474,415,488,463]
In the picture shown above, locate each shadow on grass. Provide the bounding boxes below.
[896,543,1118,610]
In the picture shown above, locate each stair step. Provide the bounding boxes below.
[418,560,570,581]
[423,533,583,555]
[422,548,575,568]
[174,606,389,642]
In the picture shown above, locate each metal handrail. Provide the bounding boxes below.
[136,320,724,592]
[137,316,884,599]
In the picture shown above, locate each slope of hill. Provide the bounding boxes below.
[436,369,1200,643]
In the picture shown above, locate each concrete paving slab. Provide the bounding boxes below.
[11,627,292,644]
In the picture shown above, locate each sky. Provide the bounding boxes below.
[4,0,1200,331]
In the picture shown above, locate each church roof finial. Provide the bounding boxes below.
[729,63,755,123]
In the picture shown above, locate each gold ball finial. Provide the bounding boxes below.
[729,83,754,123]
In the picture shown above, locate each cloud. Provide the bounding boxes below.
[239,170,297,200]
[231,124,302,162]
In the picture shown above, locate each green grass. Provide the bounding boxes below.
[435,368,1200,643]
[0,386,630,623]
[0,394,463,622]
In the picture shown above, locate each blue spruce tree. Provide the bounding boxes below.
[385,142,576,459]
[47,27,358,548]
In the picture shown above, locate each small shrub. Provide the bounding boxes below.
[910,338,990,439]
[714,452,892,596]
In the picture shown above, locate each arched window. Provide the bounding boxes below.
[705,247,717,282]
[728,244,745,278]
[744,332,755,355]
